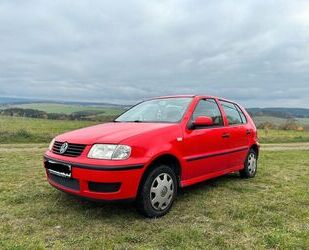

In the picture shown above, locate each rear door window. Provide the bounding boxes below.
[220,101,243,125]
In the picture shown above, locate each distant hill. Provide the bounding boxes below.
[0,96,128,108]
[0,107,118,122]
[247,108,309,118]
[1,96,309,119]
[0,96,37,104]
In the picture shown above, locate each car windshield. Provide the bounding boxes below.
[115,97,193,123]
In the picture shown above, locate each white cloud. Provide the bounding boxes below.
[0,0,308,107]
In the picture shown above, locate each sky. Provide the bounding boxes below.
[0,0,309,108]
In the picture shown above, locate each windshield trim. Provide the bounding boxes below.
[113,97,194,124]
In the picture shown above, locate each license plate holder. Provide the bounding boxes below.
[45,160,72,178]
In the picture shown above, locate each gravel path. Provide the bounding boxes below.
[0,143,47,152]
[261,142,309,151]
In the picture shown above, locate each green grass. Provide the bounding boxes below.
[1,116,309,144]
[258,129,309,143]
[5,103,124,115]
[253,116,289,126]
[253,115,309,127]
[297,118,309,125]
[0,147,308,249]
[0,116,98,143]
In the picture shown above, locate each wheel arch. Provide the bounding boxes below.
[250,144,259,158]
[139,153,182,192]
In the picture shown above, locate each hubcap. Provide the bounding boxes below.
[150,173,174,211]
[247,153,257,175]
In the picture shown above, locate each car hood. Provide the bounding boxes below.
[55,122,178,145]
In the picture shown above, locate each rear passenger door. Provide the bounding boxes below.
[219,100,249,168]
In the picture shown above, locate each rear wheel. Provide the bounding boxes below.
[240,149,258,178]
[136,165,177,218]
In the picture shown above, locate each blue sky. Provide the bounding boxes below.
[0,0,309,107]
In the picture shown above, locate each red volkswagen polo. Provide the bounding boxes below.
[44,95,259,217]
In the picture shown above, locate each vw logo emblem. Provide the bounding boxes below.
[59,142,69,154]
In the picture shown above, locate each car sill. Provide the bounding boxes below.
[185,147,249,162]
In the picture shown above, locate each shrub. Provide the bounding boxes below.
[280,118,303,131]
[16,129,32,138]
[257,122,276,129]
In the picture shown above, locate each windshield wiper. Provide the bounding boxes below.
[113,120,144,123]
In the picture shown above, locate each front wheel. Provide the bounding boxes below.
[240,149,258,178]
[136,165,177,218]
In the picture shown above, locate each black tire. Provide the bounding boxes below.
[240,149,258,178]
[136,165,177,218]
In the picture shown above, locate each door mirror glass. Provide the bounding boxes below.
[193,116,214,127]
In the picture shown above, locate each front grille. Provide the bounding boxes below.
[52,141,86,157]
[88,182,121,193]
[49,173,80,191]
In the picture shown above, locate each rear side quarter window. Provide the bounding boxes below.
[235,105,247,124]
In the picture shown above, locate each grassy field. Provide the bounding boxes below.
[258,129,309,143]
[252,116,288,126]
[2,103,124,115]
[253,115,309,127]
[0,145,308,249]
[298,118,309,125]
[1,116,309,144]
[0,115,308,248]
[0,116,97,143]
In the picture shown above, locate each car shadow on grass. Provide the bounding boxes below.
[59,192,140,219]
[51,172,244,219]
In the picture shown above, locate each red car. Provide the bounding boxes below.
[44,95,259,217]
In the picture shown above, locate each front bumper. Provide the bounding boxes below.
[44,155,145,201]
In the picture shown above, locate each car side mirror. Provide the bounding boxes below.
[191,116,213,129]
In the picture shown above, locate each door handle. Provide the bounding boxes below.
[246,129,251,135]
[222,133,230,138]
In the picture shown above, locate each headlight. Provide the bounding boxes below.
[49,138,55,151]
[88,144,131,160]
[112,145,132,160]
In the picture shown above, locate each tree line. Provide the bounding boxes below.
[0,108,117,122]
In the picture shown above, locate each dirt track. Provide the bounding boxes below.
[0,142,309,152]
[0,143,47,152]
[261,142,309,151]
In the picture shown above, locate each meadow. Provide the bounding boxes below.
[1,115,309,144]
[0,114,308,249]
[2,103,123,115]
[258,129,309,143]
[253,115,309,127]
[0,145,308,249]
[0,116,97,143]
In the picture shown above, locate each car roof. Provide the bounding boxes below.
[150,95,196,99]
[149,95,241,106]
